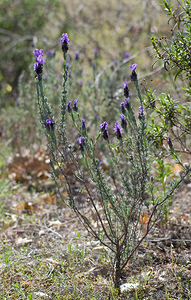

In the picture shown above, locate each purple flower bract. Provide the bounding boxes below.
[73,99,78,112]
[130,64,137,71]
[122,82,129,98]
[113,122,122,139]
[60,33,70,53]
[45,119,54,129]
[60,33,70,43]
[99,121,108,131]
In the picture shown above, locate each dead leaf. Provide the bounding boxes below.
[140,211,149,224]
[16,237,33,246]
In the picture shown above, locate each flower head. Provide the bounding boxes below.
[34,49,44,57]
[36,55,45,65]
[113,122,122,139]
[120,114,127,129]
[99,122,109,140]
[78,136,85,151]
[125,51,130,58]
[121,102,126,114]
[73,99,78,112]
[45,118,54,130]
[92,61,96,69]
[94,48,98,58]
[167,137,173,149]
[60,33,70,53]
[122,82,129,98]
[33,49,45,79]
[60,33,70,43]
[99,121,108,131]
[130,64,137,71]
[67,101,72,112]
[130,64,137,81]
[138,106,144,120]
[124,98,130,110]
[75,51,80,60]
[82,118,86,130]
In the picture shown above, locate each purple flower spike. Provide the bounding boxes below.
[78,136,85,144]
[82,118,86,130]
[60,33,70,43]
[78,136,85,151]
[138,106,144,120]
[103,130,109,140]
[73,99,78,112]
[92,61,96,69]
[130,64,137,81]
[33,49,45,79]
[125,51,130,58]
[67,101,72,112]
[60,33,70,53]
[139,106,143,114]
[113,122,122,140]
[99,121,108,131]
[122,82,128,88]
[168,137,173,149]
[94,48,98,58]
[34,49,44,57]
[36,55,45,65]
[120,114,127,129]
[122,82,129,98]
[121,102,126,114]
[130,64,137,71]
[75,51,80,60]
[99,121,109,140]
[45,119,54,130]
[124,98,130,110]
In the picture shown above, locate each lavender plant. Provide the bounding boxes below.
[34,34,190,294]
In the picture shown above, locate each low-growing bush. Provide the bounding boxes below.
[34,31,190,294]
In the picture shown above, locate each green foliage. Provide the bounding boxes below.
[147,0,191,153]
[144,91,191,150]
[152,0,191,84]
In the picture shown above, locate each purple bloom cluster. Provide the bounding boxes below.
[120,114,127,129]
[122,82,129,98]
[138,106,144,120]
[60,33,70,54]
[168,137,173,149]
[75,51,80,60]
[67,101,72,112]
[67,100,79,112]
[124,51,130,58]
[78,136,85,151]
[33,49,45,79]
[99,121,109,140]
[124,98,130,110]
[45,118,54,130]
[73,99,78,112]
[99,121,108,131]
[94,48,98,59]
[121,102,126,114]
[130,64,137,81]
[113,122,122,140]
[82,119,86,130]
